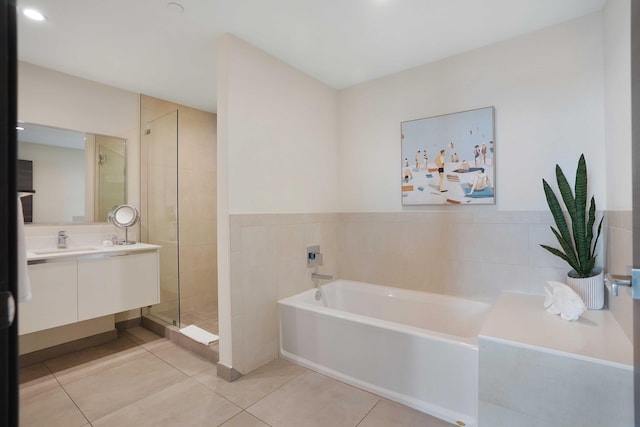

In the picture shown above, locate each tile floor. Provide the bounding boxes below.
[20,327,454,427]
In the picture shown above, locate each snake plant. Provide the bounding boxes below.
[540,154,603,278]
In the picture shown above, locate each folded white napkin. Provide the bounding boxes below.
[544,281,586,321]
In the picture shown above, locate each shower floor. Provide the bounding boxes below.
[180,303,219,335]
[147,289,219,335]
[147,303,218,335]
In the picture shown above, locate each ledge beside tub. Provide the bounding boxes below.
[478,292,633,427]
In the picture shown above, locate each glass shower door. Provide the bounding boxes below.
[142,110,180,326]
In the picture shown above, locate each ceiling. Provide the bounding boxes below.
[17,0,606,113]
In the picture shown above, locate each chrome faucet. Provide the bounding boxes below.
[311,272,333,281]
[57,230,68,249]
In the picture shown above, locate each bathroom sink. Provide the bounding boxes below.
[32,246,101,255]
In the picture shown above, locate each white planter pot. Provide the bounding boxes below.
[566,269,604,310]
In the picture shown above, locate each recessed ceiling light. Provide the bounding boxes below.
[23,8,46,21]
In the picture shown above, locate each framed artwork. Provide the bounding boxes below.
[401,106,495,205]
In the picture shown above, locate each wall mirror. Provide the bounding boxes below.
[17,122,127,224]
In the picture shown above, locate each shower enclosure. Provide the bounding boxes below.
[142,110,181,326]
[140,101,219,335]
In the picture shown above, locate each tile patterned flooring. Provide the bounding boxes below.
[19,327,454,426]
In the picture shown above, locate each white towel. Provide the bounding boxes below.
[178,324,219,345]
[17,194,32,302]
[544,281,586,321]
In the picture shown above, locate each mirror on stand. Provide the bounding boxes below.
[108,204,139,245]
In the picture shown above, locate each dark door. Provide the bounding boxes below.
[0,1,19,426]
[633,1,640,425]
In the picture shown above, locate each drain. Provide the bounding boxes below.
[314,290,322,301]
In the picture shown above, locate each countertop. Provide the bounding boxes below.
[479,292,632,369]
[27,242,161,262]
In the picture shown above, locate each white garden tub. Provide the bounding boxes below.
[278,280,491,426]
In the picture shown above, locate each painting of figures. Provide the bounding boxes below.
[401,107,495,205]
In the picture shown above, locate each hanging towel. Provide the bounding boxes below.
[17,193,32,302]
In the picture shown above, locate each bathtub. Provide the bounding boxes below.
[278,280,491,426]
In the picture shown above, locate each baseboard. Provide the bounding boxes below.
[115,317,141,331]
[19,329,117,367]
[216,362,242,382]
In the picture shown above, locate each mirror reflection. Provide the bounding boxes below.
[17,122,127,224]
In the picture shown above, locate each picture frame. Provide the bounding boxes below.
[401,106,495,205]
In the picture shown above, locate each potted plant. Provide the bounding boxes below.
[541,154,604,309]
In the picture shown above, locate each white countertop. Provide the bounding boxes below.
[27,242,161,262]
[479,292,633,369]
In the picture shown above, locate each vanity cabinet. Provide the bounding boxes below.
[19,247,160,335]
[78,252,159,320]
[18,261,78,335]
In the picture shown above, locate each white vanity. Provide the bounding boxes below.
[20,243,160,335]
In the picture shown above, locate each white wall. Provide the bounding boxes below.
[217,34,340,370]
[604,0,631,211]
[338,12,605,212]
[18,62,141,213]
[223,36,340,214]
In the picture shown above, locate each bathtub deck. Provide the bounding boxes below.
[479,291,632,368]
[478,292,633,426]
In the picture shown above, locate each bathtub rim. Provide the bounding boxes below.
[278,279,490,348]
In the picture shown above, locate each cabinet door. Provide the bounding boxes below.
[18,261,78,335]
[77,252,159,321]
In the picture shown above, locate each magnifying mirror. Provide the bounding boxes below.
[108,204,140,245]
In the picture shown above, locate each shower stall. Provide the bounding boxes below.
[139,96,219,336]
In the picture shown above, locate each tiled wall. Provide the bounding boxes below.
[229,214,339,374]
[605,210,633,341]
[336,211,573,301]
[229,210,582,374]
[176,106,218,312]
